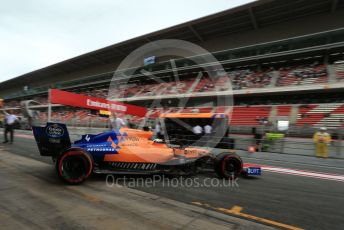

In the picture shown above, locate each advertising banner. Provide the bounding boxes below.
[50,89,147,117]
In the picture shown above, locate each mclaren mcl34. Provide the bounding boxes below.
[33,119,261,184]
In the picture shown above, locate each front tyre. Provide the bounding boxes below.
[56,149,93,184]
[214,153,243,180]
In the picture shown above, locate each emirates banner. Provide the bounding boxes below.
[50,89,147,117]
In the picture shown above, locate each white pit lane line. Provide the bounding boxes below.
[260,165,344,182]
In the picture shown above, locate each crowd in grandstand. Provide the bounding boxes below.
[89,62,331,99]
[3,66,344,110]
[230,69,273,90]
[2,61,344,133]
[3,62,342,111]
[277,62,328,87]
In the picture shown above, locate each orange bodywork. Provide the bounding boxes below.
[104,113,230,163]
[103,128,209,163]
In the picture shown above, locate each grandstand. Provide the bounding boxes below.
[1,0,344,135]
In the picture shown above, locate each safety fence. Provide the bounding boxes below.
[229,125,344,139]
[233,136,344,158]
[164,133,344,159]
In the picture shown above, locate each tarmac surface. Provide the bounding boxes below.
[1,133,344,230]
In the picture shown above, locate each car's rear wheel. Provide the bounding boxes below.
[56,149,93,184]
[214,153,243,180]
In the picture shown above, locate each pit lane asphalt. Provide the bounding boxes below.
[1,135,344,230]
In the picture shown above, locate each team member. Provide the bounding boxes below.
[204,124,212,134]
[154,122,164,139]
[313,127,331,158]
[111,113,126,130]
[192,125,203,141]
[2,110,18,144]
[193,124,202,134]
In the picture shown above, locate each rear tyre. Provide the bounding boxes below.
[56,148,93,184]
[214,153,243,180]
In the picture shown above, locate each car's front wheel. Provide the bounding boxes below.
[214,152,243,180]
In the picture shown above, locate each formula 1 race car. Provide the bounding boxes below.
[32,113,261,184]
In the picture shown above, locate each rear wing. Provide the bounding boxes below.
[32,123,71,157]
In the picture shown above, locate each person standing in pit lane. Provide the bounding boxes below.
[111,113,126,131]
[313,127,332,158]
[204,124,212,134]
[2,110,18,144]
[193,124,203,141]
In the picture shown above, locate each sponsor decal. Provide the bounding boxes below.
[83,136,120,153]
[48,138,61,144]
[46,124,64,138]
[247,167,261,175]
[87,147,117,152]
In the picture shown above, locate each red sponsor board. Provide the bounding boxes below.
[50,89,147,117]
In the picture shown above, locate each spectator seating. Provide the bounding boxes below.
[230,69,273,90]
[3,63,335,109]
[277,105,292,116]
[102,68,274,99]
[296,104,343,128]
[214,106,228,113]
[334,62,344,81]
[277,64,328,87]
[314,104,344,128]
[230,106,272,126]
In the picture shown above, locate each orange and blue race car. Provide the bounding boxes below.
[32,113,261,184]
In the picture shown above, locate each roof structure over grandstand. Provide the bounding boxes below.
[1,0,344,93]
